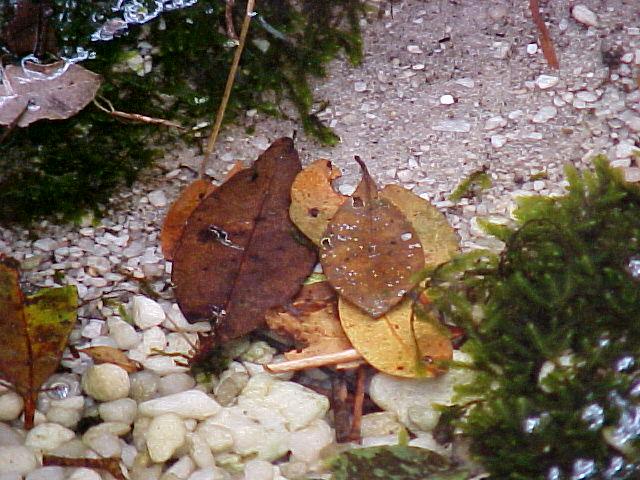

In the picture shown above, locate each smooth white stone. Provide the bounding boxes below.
[129,370,160,401]
[165,456,195,480]
[187,467,230,480]
[148,190,168,207]
[186,432,215,468]
[532,105,557,123]
[0,446,38,474]
[576,91,598,102]
[0,424,23,447]
[68,468,101,480]
[139,390,221,420]
[132,296,166,329]
[535,74,559,89]
[196,423,234,453]
[407,45,423,54]
[0,393,23,421]
[158,373,196,397]
[432,119,471,133]
[146,413,186,462]
[107,317,140,350]
[141,356,189,375]
[526,43,538,55]
[25,423,75,451]
[354,81,367,93]
[237,374,329,431]
[26,467,65,480]
[455,77,474,88]
[288,419,333,464]
[82,364,130,401]
[99,398,138,424]
[533,180,546,191]
[616,141,638,159]
[162,304,211,333]
[439,94,455,105]
[491,134,507,148]
[243,460,274,480]
[142,326,166,354]
[33,238,58,251]
[361,412,403,437]
[369,351,474,432]
[45,406,81,428]
[165,332,197,357]
[83,432,121,458]
[484,115,507,131]
[572,5,598,27]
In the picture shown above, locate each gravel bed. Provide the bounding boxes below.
[1,1,639,479]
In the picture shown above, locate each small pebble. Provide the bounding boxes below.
[99,398,138,424]
[146,413,186,462]
[354,81,367,92]
[526,43,538,55]
[536,75,559,90]
[82,364,130,401]
[139,390,221,420]
[0,446,38,475]
[439,94,455,105]
[484,116,507,131]
[0,393,24,421]
[26,467,65,480]
[132,296,166,329]
[575,91,598,102]
[148,190,168,208]
[532,106,558,123]
[407,45,423,54]
[25,423,75,451]
[572,5,598,27]
[432,120,471,133]
[243,460,274,480]
[68,468,101,480]
[491,135,507,148]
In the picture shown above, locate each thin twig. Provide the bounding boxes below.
[332,374,352,443]
[529,0,559,69]
[0,103,29,144]
[265,349,363,373]
[347,366,366,442]
[93,96,185,130]
[199,0,256,178]
[225,0,238,40]
[43,456,126,480]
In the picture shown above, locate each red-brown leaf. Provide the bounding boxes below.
[172,138,317,343]
[320,158,425,318]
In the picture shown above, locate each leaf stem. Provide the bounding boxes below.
[200,0,256,178]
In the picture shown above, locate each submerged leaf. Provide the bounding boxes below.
[265,281,353,361]
[320,158,424,318]
[0,61,101,127]
[329,445,470,480]
[0,258,77,428]
[339,298,452,378]
[0,0,57,57]
[380,185,459,269]
[290,159,347,244]
[79,346,142,373]
[172,138,316,343]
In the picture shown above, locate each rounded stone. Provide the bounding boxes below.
[82,364,130,401]
[25,423,75,451]
[0,392,24,421]
[0,446,38,475]
[99,398,138,424]
[146,413,186,462]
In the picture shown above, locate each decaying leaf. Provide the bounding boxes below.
[380,185,459,269]
[0,61,101,127]
[0,0,57,57]
[172,138,317,343]
[339,298,452,378]
[265,281,353,361]
[320,158,425,318]
[161,162,246,261]
[329,445,470,480]
[0,258,77,428]
[43,455,126,480]
[79,346,142,373]
[290,159,347,244]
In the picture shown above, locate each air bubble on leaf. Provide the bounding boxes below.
[626,256,640,279]
[400,232,412,241]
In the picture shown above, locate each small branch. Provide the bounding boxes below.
[529,0,559,69]
[265,349,363,373]
[93,96,185,130]
[43,456,126,480]
[332,374,352,443]
[199,0,256,178]
[347,365,366,442]
[0,102,29,145]
[225,0,238,41]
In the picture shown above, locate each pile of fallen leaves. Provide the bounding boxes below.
[164,137,460,379]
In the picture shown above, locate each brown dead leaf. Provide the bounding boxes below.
[0,0,57,57]
[161,162,246,261]
[172,138,317,343]
[0,61,101,127]
[0,257,77,428]
[265,281,353,360]
[79,346,141,373]
[290,159,347,244]
[380,185,459,269]
[339,297,452,378]
[320,158,425,318]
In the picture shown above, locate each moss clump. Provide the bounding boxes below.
[0,0,364,223]
[426,157,640,479]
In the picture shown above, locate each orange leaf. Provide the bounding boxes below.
[80,346,141,373]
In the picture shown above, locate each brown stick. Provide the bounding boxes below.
[265,349,363,373]
[199,0,256,177]
[347,365,366,442]
[225,0,238,40]
[93,97,185,130]
[43,456,126,480]
[332,374,352,443]
[529,0,559,69]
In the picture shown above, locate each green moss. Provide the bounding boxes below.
[425,157,640,479]
[448,169,492,202]
[0,0,365,223]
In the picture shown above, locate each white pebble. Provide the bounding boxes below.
[533,180,546,191]
[107,317,140,350]
[0,393,23,421]
[148,190,168,208]
[68,468,101,480]
[484,115,507,131]
[532,105,557,123]
[129,370,160,401]
[354,81,367,93]
[83,432,121,458]
[439,94,455,105]
[82,364,130,401]
[165,456,195,479]
[159,373,197,396]
[25,423,75,451]
[146,413,186,462]
[142,356,189,376]
[45,406,81,428]
[139,390,221,420]
[623,167,640,183]
[33,238,58,252]
[142,326,166,354]
[99,398,138,424]
[288,419,333,464]
[196,423,234,453]
[0,446,38,475]
[187,467,229,480]
[526,43,538,55]
[361,412,403,437]
[0,424,24,446]
[132,296,166,329]
[576,91,598,102]
[432,119,471,133]
[186,432,215,468]
[407,45,423,54]
[26,467,65,480]
[535,74,559,90]
[243,460,274,480]
[491,134,507,148]
[572,5,598,27]
[455,77,474,88]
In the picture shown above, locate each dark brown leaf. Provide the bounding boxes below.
[172,138,317,343]
[320,158,425,317]
[0,61,101,127]
[0,0,57,57]
[0,257,77,428]
[79,346,142,373]
[43,456,126,480]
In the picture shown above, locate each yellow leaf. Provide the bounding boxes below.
[339,297,452,378]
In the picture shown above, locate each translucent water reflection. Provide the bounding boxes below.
[571,458,595,480]
[627,256,640,279]
[581,403,604,431]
